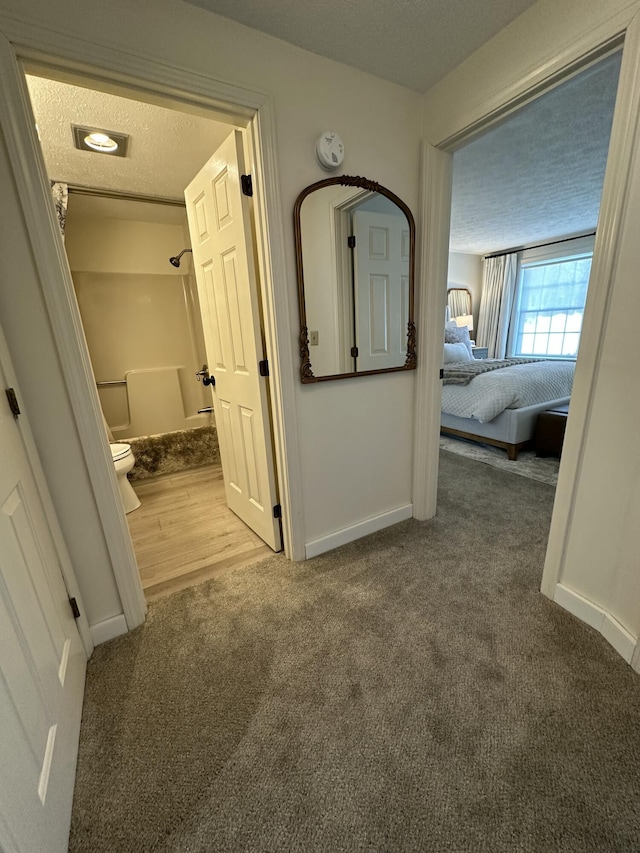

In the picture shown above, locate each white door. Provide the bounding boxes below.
[184,130,282,551]
[0,344,86,852]
[353,210,410,371]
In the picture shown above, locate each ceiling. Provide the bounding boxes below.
[27,47,621,254]
[449,51,621,255]
[182,0,537,93]
[26,76,233,202]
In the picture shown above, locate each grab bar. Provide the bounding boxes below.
[96,380,126,387]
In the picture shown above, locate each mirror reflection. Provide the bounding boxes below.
[447,287,472,319]
[294,176,416,382]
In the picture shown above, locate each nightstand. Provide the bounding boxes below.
[472,347,489,359]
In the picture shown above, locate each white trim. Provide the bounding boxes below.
[631,640,640,674]
[305,504,413,559]
[0,12,263,118]
[0,17,305,637]
[89,614,129,646]
[543,11,640,599]
[412,142,452,520]
[554,583,637,664]
[246,105,305,560]
[0,34,147,632]
[0,271,93,658]
[429,21,629,150]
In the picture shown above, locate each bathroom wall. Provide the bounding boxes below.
[65,197,213,438]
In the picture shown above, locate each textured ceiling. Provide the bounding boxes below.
[182,0,537,93]
[27,49,621,254]
[450,52,622,255]
[26,76,233,201]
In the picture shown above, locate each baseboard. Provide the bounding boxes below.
[554,583,637,664]
[305,504,413,559]
[89,613,129,646]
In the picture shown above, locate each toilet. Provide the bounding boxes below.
[110,443,141,513]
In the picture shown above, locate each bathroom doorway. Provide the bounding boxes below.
[25,70,280,601]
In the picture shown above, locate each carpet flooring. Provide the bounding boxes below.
[440,434,560,486]
[70,452,640,852]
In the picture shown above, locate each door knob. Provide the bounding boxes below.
[196,364,215,386]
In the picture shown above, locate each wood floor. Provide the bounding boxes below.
[126,465,273,602]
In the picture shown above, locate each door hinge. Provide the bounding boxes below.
[259,359,269,377]
[439,368,444,379]
[273,504,282,519]
[241,174,253,197]
[347,235,356,249]
[350,346,359,358]
[5,388,20,418]
[69,597,81,619]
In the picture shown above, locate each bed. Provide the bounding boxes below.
[440,357,575,460]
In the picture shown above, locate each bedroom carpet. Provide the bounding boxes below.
[440,433,560,485]
[69,452,640,853]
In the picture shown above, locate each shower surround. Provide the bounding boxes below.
[64,195,213,442]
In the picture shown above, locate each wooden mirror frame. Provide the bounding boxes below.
[294,175,416,383]
[447,286,472,318]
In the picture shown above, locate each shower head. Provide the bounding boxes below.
[169,248,192,268]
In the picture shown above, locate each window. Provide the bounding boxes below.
[510,244,593,359]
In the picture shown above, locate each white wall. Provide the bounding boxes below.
[447,252,482,332]
[423,0,640,659]
[0,0,422,626]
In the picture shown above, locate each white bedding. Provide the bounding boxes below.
[441,359,575,423]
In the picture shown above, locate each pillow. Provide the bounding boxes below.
[444,320,473,356]
[443,342,472,363]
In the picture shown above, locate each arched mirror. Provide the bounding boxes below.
[447,287,472,319]
[294,175,416,382]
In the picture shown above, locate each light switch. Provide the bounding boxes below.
[309,330,319,346]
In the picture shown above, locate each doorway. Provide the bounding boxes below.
[439,50,621,485]
[25,69,281,602]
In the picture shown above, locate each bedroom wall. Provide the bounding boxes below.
[447,252,482,332]
[0,0,422,628]
[422,0,640,663]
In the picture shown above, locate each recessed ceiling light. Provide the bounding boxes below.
[84,132,118,153]
[72,125,129,157]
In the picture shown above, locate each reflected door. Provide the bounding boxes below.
[184,131,282,551]
[353,210,410,371]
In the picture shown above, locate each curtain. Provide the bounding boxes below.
[476,253,518,358]
[51,182,68,240]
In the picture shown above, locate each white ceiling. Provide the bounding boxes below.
[182,0,538,93]
[450,51,621,255]
[26,76,233,202]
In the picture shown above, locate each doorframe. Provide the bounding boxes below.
[412,6,640,662]
[0,319,93,658]
[0,17,306,633]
